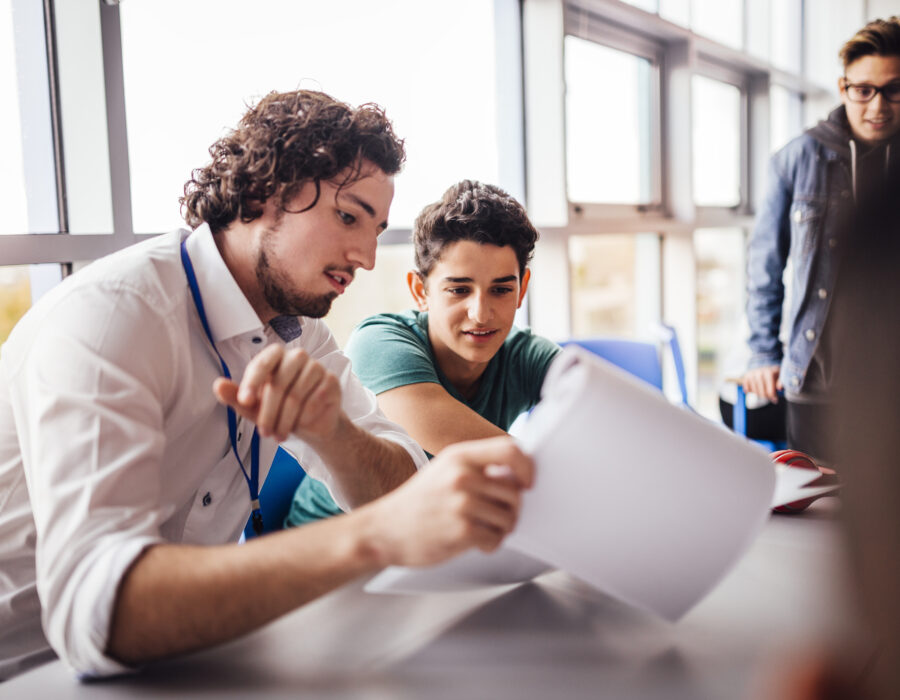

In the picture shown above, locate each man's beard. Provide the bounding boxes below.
[256,247,337,319]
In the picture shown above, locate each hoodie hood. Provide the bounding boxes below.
[805,105,899,201]
[806,106,855,159]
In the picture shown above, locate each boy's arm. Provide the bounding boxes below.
[377,382,507,455]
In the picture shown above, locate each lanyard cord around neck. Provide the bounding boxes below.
[180,238,264,536]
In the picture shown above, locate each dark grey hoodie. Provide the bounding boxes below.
[806,105,900,201]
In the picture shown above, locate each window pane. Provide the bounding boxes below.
[120,0,501,234]
[692,75,742,207]
[1,0,59,235]
[569,233,661,339]
[694,228,745,420]
[659,0,690,27]
[620,0,658,11]
[54,0,113,235]
[0,265,63,346]
[746,0,769,63]
[805,0,864,89]
[770,85,802,153]
[691,0,743,49]
[326,244,415,348]
[564,37,653,204]
[770,0,801,73]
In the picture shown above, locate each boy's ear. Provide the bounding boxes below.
[407,270,429,311]
[517,268,532,307]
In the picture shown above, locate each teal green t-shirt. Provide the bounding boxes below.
[284,310,560,527]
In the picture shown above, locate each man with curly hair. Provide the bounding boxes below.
[0,92,533,681]
[287,180,560,525]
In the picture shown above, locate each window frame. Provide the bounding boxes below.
[563,8,665,220]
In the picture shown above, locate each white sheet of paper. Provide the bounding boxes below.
[368,347,776,621]
[366,547,551,594]
[771,462,840,507]
[498,347,775,620]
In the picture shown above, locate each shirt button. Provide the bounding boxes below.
[793,210,803,223]
[818,288,827,299]
[791,376,800,386]
[828,238,838,249]
[202,492,212,507]
[252,336,263,344]
[805,329,816,341]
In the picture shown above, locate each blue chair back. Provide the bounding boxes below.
[734,385,788,452]
[243,447,306,539]
[562,338,663,389]
[561,324,690,406]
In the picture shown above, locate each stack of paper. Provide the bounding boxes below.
[368,346,829,621]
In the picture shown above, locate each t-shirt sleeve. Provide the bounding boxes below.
[345,315,442,395]
[510,331,562,406]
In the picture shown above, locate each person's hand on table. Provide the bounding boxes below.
[213,345,342,444]
[743,365,783,403]
[367,437,534,567]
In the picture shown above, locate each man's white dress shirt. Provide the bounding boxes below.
[0,225,426,680]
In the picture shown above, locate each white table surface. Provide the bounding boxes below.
[2,499,854,700]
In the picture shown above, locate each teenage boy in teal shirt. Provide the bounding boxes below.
[287,180,560,525]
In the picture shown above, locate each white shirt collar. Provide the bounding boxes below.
[182,224,265,343]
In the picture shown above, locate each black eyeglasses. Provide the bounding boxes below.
[841,78,900,103]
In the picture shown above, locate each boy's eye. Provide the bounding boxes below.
[447,287,469,295]
[337,210,356,225]
[493,287,514,295]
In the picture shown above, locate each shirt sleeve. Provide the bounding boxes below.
[280,318,427,510]
[10,284,172,678]
[344,314,441,395]
[509,329,562,406]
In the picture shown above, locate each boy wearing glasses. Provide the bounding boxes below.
[743,17,900,465]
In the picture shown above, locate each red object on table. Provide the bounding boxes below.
[770,449,839,514]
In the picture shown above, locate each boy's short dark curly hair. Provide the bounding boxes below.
[181,89,405,233]
[413,180,539,279]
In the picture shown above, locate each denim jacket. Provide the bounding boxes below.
[746,109,856,396]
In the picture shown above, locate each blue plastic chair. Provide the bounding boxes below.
[733,385,788,452]
[561,324,690,406]
[243,447,306,539]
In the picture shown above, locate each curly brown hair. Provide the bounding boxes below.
[181,90,405,233]
[413,180,539,279]
[840,16,900,68]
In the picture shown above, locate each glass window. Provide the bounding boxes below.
[745,0,769,63]
[1,0,58,235]
[0,265,63,346]
[659,0,690,27]
[770,0,801,73]
[691,0,743,50]
[620,0,658,11]
[569,233,661,339]
[694,228,745,420]
[1,3,28,235]
[805,0,864,89]
[326,244,415,348]
[692,75,742,207]
[770,85,802,153]
[119,0,502,234]
[564,37,654,204]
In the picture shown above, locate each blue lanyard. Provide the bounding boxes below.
[180,239,264,536]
